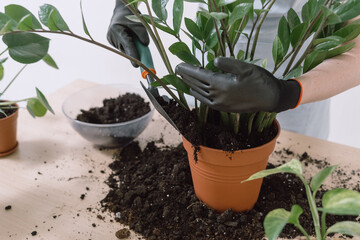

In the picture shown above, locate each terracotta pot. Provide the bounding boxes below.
[182,120,280,212]
[0,106,19,157]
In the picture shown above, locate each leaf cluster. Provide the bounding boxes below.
[245,159,360,240]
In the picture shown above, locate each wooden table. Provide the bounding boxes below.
[1,80,359,240]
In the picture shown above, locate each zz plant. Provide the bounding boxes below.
[1,0,360,139]
[244,159,360,240]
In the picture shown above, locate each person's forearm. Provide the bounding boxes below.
[298,18,360,105]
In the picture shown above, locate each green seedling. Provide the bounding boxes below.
[244,159,360,240]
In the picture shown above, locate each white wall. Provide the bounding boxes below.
[1,1,359,149]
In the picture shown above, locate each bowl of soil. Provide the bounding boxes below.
[62,83,154,148]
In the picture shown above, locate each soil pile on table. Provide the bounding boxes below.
[101,141,358,240]
[76,93,150,124]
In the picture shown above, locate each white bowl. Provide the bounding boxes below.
[62,83,154,148]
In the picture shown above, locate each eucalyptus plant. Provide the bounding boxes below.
[0,0,360,135]
[0,61,54,118]
[244,159,360,240]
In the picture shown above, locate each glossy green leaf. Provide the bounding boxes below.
[283,65,302,80]
[204,17,215,38]
[290,23,307,47]
[142,15,177,36]
[326,221,360,237]
[321,189,360,215]
[36,87,54,114]
[229,3,252,25]
[325,42,355,59]
[0,13,17,30]
[184,0,206,3]
[320,6,342,25]
[272,36,284,65]
[152,0,169,21]
[303,50,326,73]
[314,38,345,51]
[237,49,245,60]
[264,209,290,240]
[243,159,303,183]
[287,8,300,30]
[277,16,290,55]
[17,14,37,30]
[205,32,218,50]
[310,165,337,193]
[209,12,228,21]
[264,205,304,240]
[173,0,183,34]
[185,17,203,40]
[42,53,58,69]
[5,4,42,29]
[287,205,303,225]
[334,0,360,22]
[3,32,50,64]
[301,0,317,23]
[0,64,4,80]
[26,98,47,117]
[218,0,237,7]
[0,20,15,35]
[80,0,92,39]
[163,74,190,94]
[169,42,201,66]
[333,19,360,42]
[39,4,70,31]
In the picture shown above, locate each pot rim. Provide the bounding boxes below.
[182,119,280,153]
[0,102,19,121]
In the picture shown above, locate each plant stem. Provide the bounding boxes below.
[0,48,8,57]
[250,0,276,61]
[143,0,174,74]
[295,224,311,240]
[290,16,328,73]
[321,212,327,240]
[232,16,247,51]
[211,0,235,57]
[208,1,226,56]
[282,3,327,76]
[1,65,27,97]
[245,15,260,59]
[6,29,188,109]
[300,176,322,240]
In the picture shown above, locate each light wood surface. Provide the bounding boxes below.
[0,79,359,240]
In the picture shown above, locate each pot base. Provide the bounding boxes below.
[0,141,18,157]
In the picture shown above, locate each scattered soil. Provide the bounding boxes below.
[158,98,277,151]
[76,93,150,124]
[101,141,359,240]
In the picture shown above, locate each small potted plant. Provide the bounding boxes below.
[0,59,54,156]
[0,0,359,211]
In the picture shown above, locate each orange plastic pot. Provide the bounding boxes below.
[0,106,19,157]
[182,120,280,212]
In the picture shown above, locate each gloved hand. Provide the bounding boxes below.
[107,0,149,67]
[175,57,302,113]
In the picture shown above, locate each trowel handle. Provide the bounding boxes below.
[134,38,156,80]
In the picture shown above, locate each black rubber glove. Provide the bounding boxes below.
[107,0,150,67]
[175,57,302,113]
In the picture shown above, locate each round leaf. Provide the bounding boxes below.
[321,189,360,215]
[26,98,47,117]
[264,209,291,240]
[3,32,50,64]
[39,4,70,31]
[5,4,42,29]
[326,221,360,237]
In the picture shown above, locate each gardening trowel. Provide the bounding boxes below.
[134,39,180,132]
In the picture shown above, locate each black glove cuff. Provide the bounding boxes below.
[272,79,302,113]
